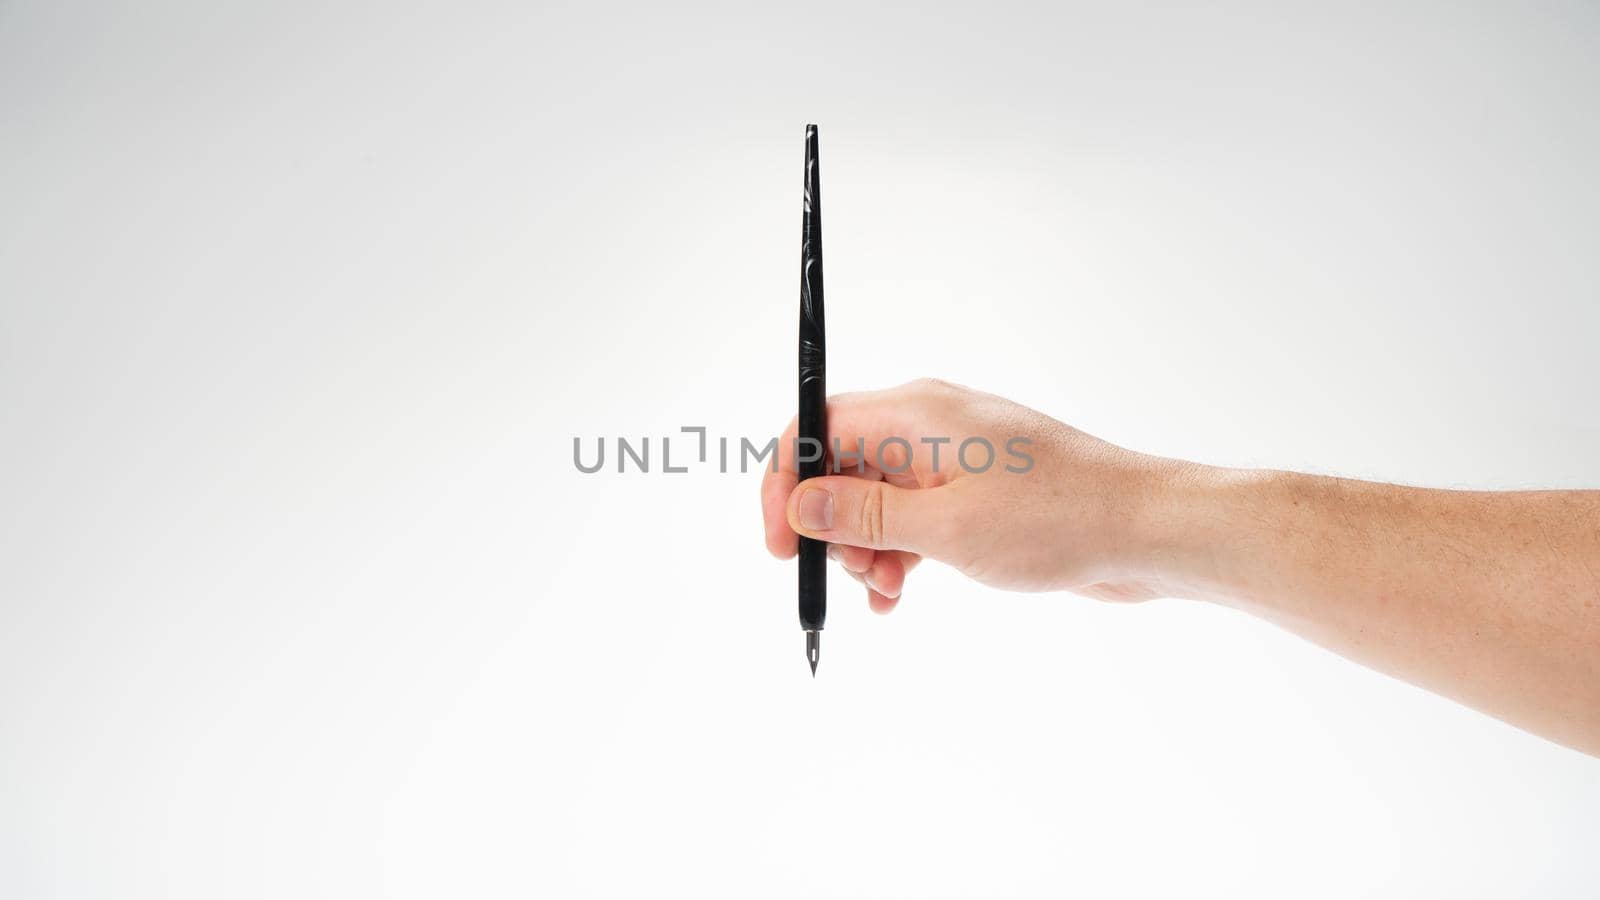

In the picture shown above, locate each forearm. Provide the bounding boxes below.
[1145,465,1600,755]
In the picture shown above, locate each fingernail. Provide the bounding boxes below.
[798,488,833,530]
[826,545,841,562]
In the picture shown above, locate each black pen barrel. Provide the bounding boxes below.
[798,124,827,633]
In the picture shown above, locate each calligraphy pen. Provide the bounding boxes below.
[798,124,826,676]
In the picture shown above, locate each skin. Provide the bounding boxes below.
[760,379,1600,756]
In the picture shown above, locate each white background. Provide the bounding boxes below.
[4,2,1599,897]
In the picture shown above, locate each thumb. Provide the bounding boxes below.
[786,476,954,555]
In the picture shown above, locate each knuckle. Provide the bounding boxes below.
[858,483,888,547]
[878,439,910,472]
[904,378,969,417]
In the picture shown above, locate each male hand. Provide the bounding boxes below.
[760,378,1175,611]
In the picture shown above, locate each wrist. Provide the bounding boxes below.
[1126,458,1277,604]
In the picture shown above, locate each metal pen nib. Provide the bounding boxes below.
[805,630,820,677]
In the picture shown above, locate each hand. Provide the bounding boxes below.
[760,378,1178,612]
